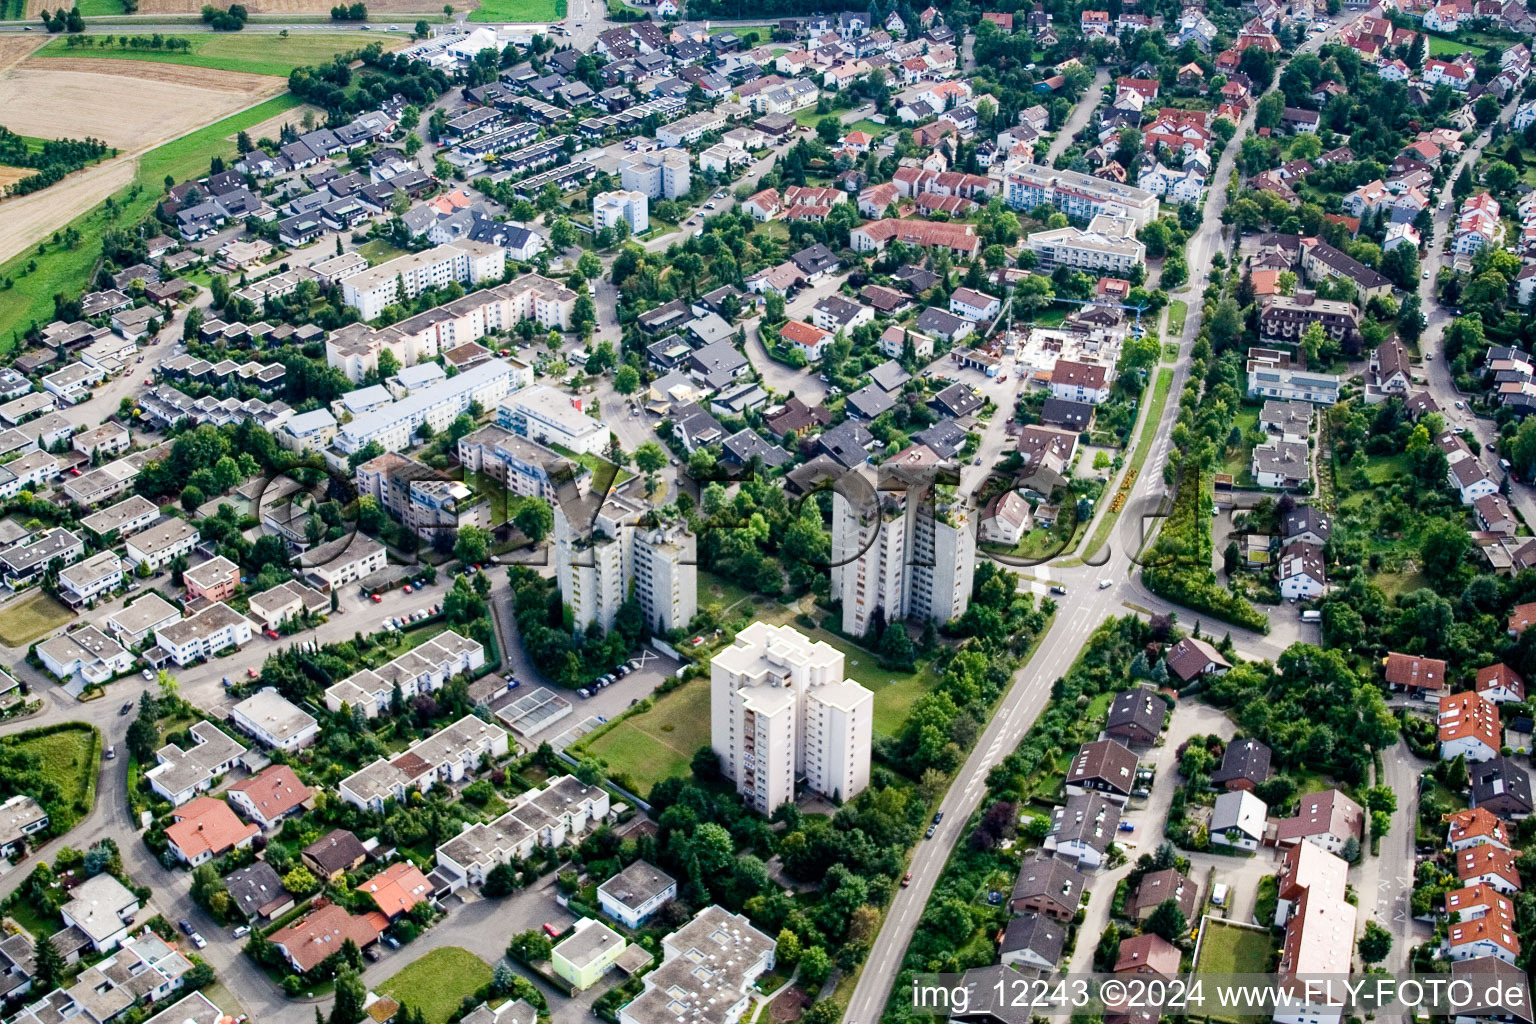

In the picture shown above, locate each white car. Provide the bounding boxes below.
[190,933,207,950]
[1097,579,1112,589]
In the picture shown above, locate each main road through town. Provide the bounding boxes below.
[840,21,1344,1024]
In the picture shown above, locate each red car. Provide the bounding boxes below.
[247,667,258,678]
[542,922,560,938]
[263,629,279,640]
[901,873,912,887]
[371,593,382,603]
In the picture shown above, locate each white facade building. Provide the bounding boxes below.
[593,190,649,235]
[340,240,507,321]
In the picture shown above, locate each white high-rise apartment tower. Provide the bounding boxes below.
[710,622,873,814]
[553,492,697,634]
[830,455,975,637]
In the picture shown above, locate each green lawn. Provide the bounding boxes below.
[5,724,101,828]
[74,0,125,16]
[0,592,75,648]
[1167,300,1188,337]
[770,619,937,737]
[34,33,384,76]
[379,947,494,1024]
[0,94,300,349]
[1425,33,1486,57]
[711,23,774,40]
[794,103,853,128]
[1218,405,1262,479]
[468,0,563,21]
[1195,919,1274,975]
[358,239,409,265]
[581,678,712,797]
[698,570,753,612]
[843,119,893,140]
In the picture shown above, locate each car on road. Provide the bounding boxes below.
[105,746,115,760]
[190,932,207,949]
[232,926,250,939]
[141,668,153,680]
[119,703,132,715]
[932,812,943,824]
[1049,585,1067,595]
[1423,269,1431,278]
[1119,821,1135,832]
[403,585,412,594]
[715,191,726,198]
[371,593,382,603]
[1456,401,1465,409]
[901,872,912,886]
[925,825,936,838]
[1098,579,1112,589]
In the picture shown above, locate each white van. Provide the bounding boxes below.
[1301,610,1322,623]
[1211,883,1230,907]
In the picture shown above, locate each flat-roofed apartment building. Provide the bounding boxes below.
[80,495,160,540]
[230,687,319,751]
[711,622,873,814]
[1003,162,1161,227]
[124,517,198,572]
[434,775,609,890]
[56,550,122,605]
[182,555,239,602]
[1246,347,1343,405]
[339,715,509,812]
[324,629,485,717]
[305,536,389,591]
[332,359,522,454]
[153,602,254,667]
[144,720,247,805]
[1024,214,1146,274]
[618,906,775,1024]
[105,593,179,646]
[0,527,83,589]
[496,385,612,456]
[456,424,586,501]
[326,274,568,383]
[339,239,507,321]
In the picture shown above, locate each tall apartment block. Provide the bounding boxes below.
[620,149,692,200]
[593,190,649,235]
[830,464,975,638]
[553,491,697,634]
[710,622,872,813]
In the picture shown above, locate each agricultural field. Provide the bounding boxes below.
[130,0,467,13]
[0,92,299,349]
[379,947,493,1024]
[468,0,563,20]
[33,32,392,77]
[0,590,74,647]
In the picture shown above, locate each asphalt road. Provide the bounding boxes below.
[839,23,1341,1024]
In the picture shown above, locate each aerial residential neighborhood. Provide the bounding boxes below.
[0,0,1533,1020]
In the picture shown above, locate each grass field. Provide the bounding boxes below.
[711,23,774,39]
[698,570,753,612]
[35,33,385,77]
[74,0,125,15]
[1167,299,1188,337]
[468,0,562,21]
[0,93,299,349]
[0,591,74,647]
[843,118,893,139]
[357,238,409,265]
[1195,918,1274,975]
[379,947,493,1024]
[1425,33,1486,57]
[5,724,100,828]
[582,679,711,797]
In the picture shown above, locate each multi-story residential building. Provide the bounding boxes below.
[123,517,198,572]
[1273,840,1354,1024]
[1455,194,1504,254]
[226,764,313,830]
[1002,163,1160,227]
[597,861,677,929]
[307,536,388,591]
[339,240,507,320]
[327,276,566,382]
[1050,358,1114,404]
[1246,347,1344,404]
[711,622,874,813]
[56,551,122,605]
[434,775,608,889]
[230,687,320,751]
[617,907,774,1024]
[36,626,133,684]
[79,494,160,541]
[339,715,510,811]
[554,490,697,633]
[182,555,240,603]
[154,603,254,667]
[145,720,247,806]
[457,425,586,501]
[848,218,983,257]
[323,629,485,716]
[1025,214,1146,274]
[830,456,975,637]
[620,149,691,200]
[0,527,84,589]
[593,190,649,235]
[332,359,522,454]
[497,385,612,456]
[1440,691,1503,763]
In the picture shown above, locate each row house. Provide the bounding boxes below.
[324,629,487,716]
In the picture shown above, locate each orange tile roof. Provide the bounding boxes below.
[358,862,432,918]
[1458,845,1522,890]
[1477,663,1526,700]
[1384,651,1446,690]
[227,764,312,823]
[1438,691,1502,752]
[270,903,383,973]
[1445,807,1511,849]
[165,796,259,861]
[1510,602,1536,635]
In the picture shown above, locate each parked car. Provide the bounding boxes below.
[179,920,193,936]
[142,668,154,680]
[371,593,382,603]
[932,812,943,824]
[247,667,258,678]
[232,926,250,939]
[119,702,133,715]
[925,825,936,838]
[542,922,561,938]
[901,872,912,887]
[105,746,115,760]
[1049,585,1067,595]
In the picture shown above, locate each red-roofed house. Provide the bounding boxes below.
[1448,902,1521,964]
[226,764,313,830]
[1508,602,1536,636]
[1268,790,1364,855]
[164,796,259,866]
[1458,845,1522,894]
[358,862,433,919]
[1445,807,1512,852]
[1384,651,1447,698]
[1081,9,1110,36]
[1477,663,1526,704]
[1439,692,1502,763]
[779,320,834,361]
[270,903,386,973]
[981,11,1014,30]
